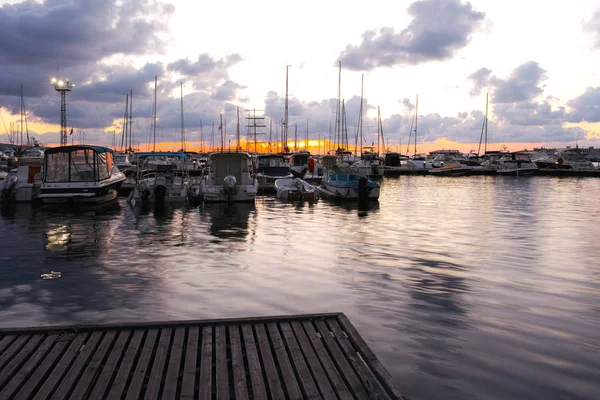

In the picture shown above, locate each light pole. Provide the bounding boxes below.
[51,77,74,146]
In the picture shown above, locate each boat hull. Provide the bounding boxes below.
[201,181,258,203]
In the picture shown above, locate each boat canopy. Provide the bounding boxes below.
[44,146,115,182]
[210,152,249,182]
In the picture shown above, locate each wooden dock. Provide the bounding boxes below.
[0,312,404,399]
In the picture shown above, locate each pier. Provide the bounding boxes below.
[0,313,404,399]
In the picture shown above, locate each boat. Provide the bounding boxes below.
[38,145,125,204]
[429,162,471,176]
[127,152,190,207]
[275,177,319,201]
[496,152,538,175]
[255,154,293,191]
[114,152,136,194]
[0,147,46,203]
[286,150,312,178]
[200,152,258,203]
[320,156,380,200]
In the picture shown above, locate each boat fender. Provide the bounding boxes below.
[308,157,315,173]
[557,157,564,165]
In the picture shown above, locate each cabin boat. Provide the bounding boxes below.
[114,152,136,193]
[38,145,125,204]
[286,151,311,178]
[349,147,384,178]
[200,152,258,202]
[128,152,190,207]
[275,178,319,201]
[496,152,538,175]
[0,148,45,203]
[255,154,293,191]
[320,156,380,200]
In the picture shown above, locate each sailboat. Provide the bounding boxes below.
[128,77,191,206]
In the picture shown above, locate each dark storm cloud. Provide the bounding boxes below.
[337,0,485,70]
[167,53,244,93]
[584,10,600,49]
[492,62,547,103]
[567,87,600,123]
[467,67,492,96]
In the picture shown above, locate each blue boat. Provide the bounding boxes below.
[320,156,380,200]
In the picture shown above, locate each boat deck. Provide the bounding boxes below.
[0,312,404,399]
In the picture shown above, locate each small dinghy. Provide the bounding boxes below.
[275,177,319,201]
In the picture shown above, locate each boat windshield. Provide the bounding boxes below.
[45,149,114,182]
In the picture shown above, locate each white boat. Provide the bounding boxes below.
[320,156,380,200]
[200,152,258,203]
[38,145,125,204]
[128,152,190,207]
[255,154,293,191]
[0,148,45,203]
[286,151,311,178]
[496,152,538,175]
[275,177,319,201]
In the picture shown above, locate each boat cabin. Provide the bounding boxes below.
[43,146,117,183]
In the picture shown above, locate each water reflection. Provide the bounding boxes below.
[200,202,256,241]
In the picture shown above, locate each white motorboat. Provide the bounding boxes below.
[275,177,319,201]
[255,154,293,191]
[200,152,258,203]
[128,152,190,207]
[38,145,125,204]
[0,148,45,203]
[496,152,538,175]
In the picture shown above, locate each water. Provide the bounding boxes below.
[1,176,599,400]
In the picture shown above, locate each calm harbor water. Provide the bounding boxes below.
[1,176,599,400]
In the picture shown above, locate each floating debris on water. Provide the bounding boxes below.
[40,271,61,280]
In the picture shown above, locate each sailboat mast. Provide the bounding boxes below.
[237,107,241,153]
[377,106,380,154]
[284,65,289,149]
[153,76,157,152]
[294,124,297,151]
[336,61,342,149]
[484,92,489,154]
[359,74,364,156]
[180,82,185,152]
[414,94,418,155]
[20,85,24,147]
[129,89,133,151]
[379,107,385,153]
[200,120,204,153]
[220,114,224,152]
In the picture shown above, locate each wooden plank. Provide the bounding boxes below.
[328,319,391,400]
[291,320,336,399]
[302,320,354,400]
[228,325,248,400]
[279,321,321,399]
[0,335,30,371]
[180,326,198,400]
[87,329,132,400]
[49,330,103,400]
[0,335,16,356]
[0,334,53,400]
[215,325,230,400]
[241,324,267,400]
[69,330,117,400]
[314,319,369,400]
[162,327,185,400]
[266,322,303,400]
[104,329,145,400]
[254,323,285,399]
[0,333,44,389]
[30,333,88,400]
[144,328,172,400]
[198,325,213,400]
[0,313,342,334]
[337,314,404,399]
[123,328,159,400]
[13,337,69,400]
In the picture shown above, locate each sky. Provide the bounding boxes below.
[0,0,599,154]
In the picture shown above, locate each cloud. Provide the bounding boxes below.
[167,53,243,92]
[337,0,485,70]
[211,81,246,101]
[492,61,547,103]
[400,97,415,111]
[584,10,600,49]
[467,67,492,96]
[567,87,600,123]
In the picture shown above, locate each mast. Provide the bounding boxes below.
[121,93,128,151]
[269,119,272,150]
[237,107,241,152]
[341,99,346,160]
[153,76,157,152]
[414,94,418,155]
[180,82,185,152]
[336,61,342,150]
[284,65,289,150]
[305,119,308,150]
[359,74,364,156]
[377,106,380,154]
[220,113,223,152]
[379,107,385,153]
[129,89,133,151]
[294,124,297,151]
[211,121,215,151]
[477,92,489,156]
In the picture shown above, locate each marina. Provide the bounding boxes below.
[0,176,599,400]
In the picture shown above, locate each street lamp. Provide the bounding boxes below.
[51,77,75,146]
